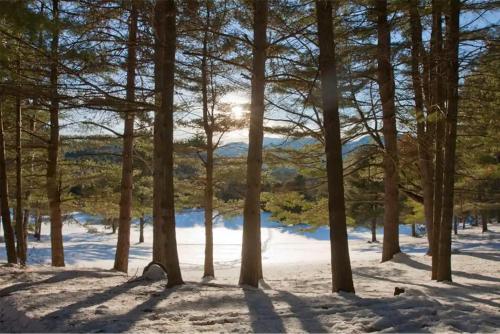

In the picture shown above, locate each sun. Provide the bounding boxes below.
[230,104,247,119]
[221,91,249,120]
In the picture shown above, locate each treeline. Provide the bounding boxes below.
[0,0,498,292]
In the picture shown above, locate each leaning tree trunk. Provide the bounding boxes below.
[200,6,215,278]
[15,89,27,265]
[239,0,268,288]
[0,101,17,264]
[47,0,64,267]
[152,0,183,287]
[408,0,434,254]
[114,0,138,273]
[430,0,444,280]
[376,0,401,262]
[315,0,355,293]
[437,0,460,282]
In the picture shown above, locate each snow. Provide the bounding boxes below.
[0,212,499,333]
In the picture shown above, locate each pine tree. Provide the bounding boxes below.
[408,0,434,255]
[239,0,268,288]
[114,0,139,274]
[47,0,64,267]
[437,0,460,282]
[375,0,401,262]
[153,0,183,287]
[0,101,17,264]
[315,0,355,293]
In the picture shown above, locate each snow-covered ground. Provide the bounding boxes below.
[0,211,427,271]
[0,212,499,333]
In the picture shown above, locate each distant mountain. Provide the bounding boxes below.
[216,136,371,157]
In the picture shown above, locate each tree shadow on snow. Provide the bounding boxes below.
[355,264,500,309]
[74,286,177,332]
[394,254,500,284]
[243,288,286,333]
[276,290,329,333]
[38,278,151,331]
[0,270,119,297]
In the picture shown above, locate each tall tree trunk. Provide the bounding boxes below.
[453,216,458,235]
[437,0,460,282]
[371,218,377,242]
[481,214,488,233]
[408,0,434,255]
[139,213,144,243]
[47,0,64,267]
[153,0,183,287]
[430,0,444,280]
[35,209,42,241]
[376,0,401,262]
[0,101,17,264]
[201,17,215,278]
[411,223,417,237]
[239,0,268,288]
[15,89,26,265]
[24,109,36,250]
[114,0,138,273]
[315,0,355,293]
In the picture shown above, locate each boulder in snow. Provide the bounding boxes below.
[142,262,167,281]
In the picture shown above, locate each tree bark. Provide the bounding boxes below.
[15,89,26,265]
[239,0,268,288]
[376,0,401,262]
[0,101,17,264]
[315,0,355,293]
[153,0,183,287]
[481,214,488,233]
[437,0,460,282]
[453,216,458,235]
[408,0,434,255]
[201,9,215,278]
[430,0,444,280]
[371,218,377,243]
[47,0,64,267]
[35,209,42,241]
[114,0,138,273]
[139,213,144,243]
[411,223,417,237]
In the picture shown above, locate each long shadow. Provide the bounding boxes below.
[243,288,286,333]
[40,278,149,331]
[0,297,47,333]
[397,254,500,283]
[340,293,435,332]
[277,290,328,333]
[459,251,500,262]
[0,270,119,297]
[356,267,500,309]
[74,286,176,332]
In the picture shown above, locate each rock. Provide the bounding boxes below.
[142,262,167,281]
[394,287,405,296]
[95,305,109,315]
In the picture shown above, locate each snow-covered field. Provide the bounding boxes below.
[0,212,499,333]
